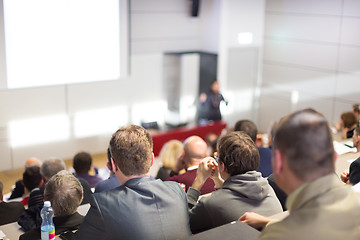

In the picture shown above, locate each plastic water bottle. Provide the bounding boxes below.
[41,201,55,240]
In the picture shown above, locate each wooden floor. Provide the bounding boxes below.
[0,152,108,195]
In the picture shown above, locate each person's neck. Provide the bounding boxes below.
[116,173,147,185]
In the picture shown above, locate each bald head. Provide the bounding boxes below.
[25,157,42,168]
[183,136,207,166]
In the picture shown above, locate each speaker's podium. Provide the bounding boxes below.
[185,221,260,240]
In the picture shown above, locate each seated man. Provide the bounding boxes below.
[94,147,121,193]
[166,136,215,194]
[21,166,43,206]
[0,180,25,226]
[9,157,42,200]
[240,109,360,239]
[28,157,92,207]
[341,123,360,185]
[18,158,92,232]
[20,171,84,239]
[188,131,282,234]
[75,125,191,240]
[234,120,272,177]
[73,151,102,188]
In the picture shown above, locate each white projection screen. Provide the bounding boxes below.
[2,0,129,89]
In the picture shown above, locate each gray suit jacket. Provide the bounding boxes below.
[75,177,191,240]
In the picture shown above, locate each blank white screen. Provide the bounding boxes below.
[3,0,122,88]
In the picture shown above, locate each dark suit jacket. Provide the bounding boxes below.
[9,179,24,199]
[0,201,25,226]
[75,177,191,240]
[19,212,84,240]
[349,157,360,185]
[257,147,273,177]
[166,168,215,194]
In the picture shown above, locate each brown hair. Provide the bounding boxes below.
[274,110,334,181]
[341,112,357,129]
[44,170,83,216]
[110,125,153,176]
[234,120,257,142]
[73,152,92,174]
[217,131,259,176]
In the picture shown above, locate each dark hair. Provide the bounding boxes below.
[217,131,259,176]
[0,180,3,197]
[341,112,357,129]
[355,122,360,137]
[234,120,257,142]
[273,110,334,181]
[110,125,153,176]
[73,152,92,174]
[353,104,360,114]
[23,166,42,191]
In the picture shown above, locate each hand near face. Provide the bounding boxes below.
[340,169,349,184]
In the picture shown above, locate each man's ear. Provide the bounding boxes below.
[274,149,284,175]
[151,153,154,167]
[106,162,112,172]
[111,158,118,172]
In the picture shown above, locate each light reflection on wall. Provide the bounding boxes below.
[9,114,70,147]
[74,106,128,138]
[180,95,197,123]
[132,100,167,126]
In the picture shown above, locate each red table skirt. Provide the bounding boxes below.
[151,121,227,157]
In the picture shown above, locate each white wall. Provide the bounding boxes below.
[258,0,360,132]
[218,0,266,127]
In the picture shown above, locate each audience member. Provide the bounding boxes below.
[234,120,272,177]
[240,109,360,239]
[205,133,218,157]
[20,171,84,240]
[94,147,121,193]
[21,166,43,206]
[73,151,102,188]
[75,125,191,240]
[352,104,360,121]
[155,139,184,181]
[341,112,357,139]
[267,121,278,149]
[166,136,215,194]
[18,158,91,231]
[0,180,25,226]
[187,131,282,234]
[9,157,42,200]
[341,122,360,185]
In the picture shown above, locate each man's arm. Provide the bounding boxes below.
[75,196,107,240]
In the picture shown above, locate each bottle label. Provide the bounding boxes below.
[41,227,55,240]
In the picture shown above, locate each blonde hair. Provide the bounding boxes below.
[160,140,183,169]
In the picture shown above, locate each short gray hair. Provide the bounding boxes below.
[40,158,66,182]
[44,170,83,216]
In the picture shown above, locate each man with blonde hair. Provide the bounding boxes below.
[20,170,84,239]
